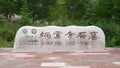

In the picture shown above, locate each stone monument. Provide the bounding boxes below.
[14,26,105,51]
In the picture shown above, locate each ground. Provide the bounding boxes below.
[0,48,120,68]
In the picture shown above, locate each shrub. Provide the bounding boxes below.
[95,22,119,47]
[108,37,116,47]
[0,37,13,48]
[0,28,15,42]
[115,28,120,46]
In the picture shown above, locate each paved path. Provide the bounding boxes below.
[0,48,120,68]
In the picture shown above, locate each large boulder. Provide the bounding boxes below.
[14,26,105,51]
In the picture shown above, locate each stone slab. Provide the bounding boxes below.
[0,48,120,68]
[40,62,66,67]
[60,66,91,68]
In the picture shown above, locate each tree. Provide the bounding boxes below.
[95,0,113,19]
[18,0,32,26]
[48,0,68,26]
[66,0,87,20]
[94,0,120,23]
[27,0,56,22]
[112,0,120,22]
[0,0,19,19]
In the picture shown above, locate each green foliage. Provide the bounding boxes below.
[107,37,116,47]
[27,0,56,21]
[0,37,13,48]
[48,0,68,25]
[66,0,86,20]
[94,0,120,22]
[0,0,20,19]
[17,0,32,26]
[95,0,112,18]
[112,0,120,22]
[96,22,120,47]
[0,28,15,42]
[0,15,7,27]
[114,28,120,46]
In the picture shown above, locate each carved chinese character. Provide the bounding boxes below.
[53,31,63,39]
[39,32,51,39]
[44,32,51,39]
[65,31,75,39]
[88,31,98,40]
[39,32,44,38]
[76,32,86,39]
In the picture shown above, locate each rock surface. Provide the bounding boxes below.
[14,26,105,50]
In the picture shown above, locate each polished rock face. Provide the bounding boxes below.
[14,26,105,51]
